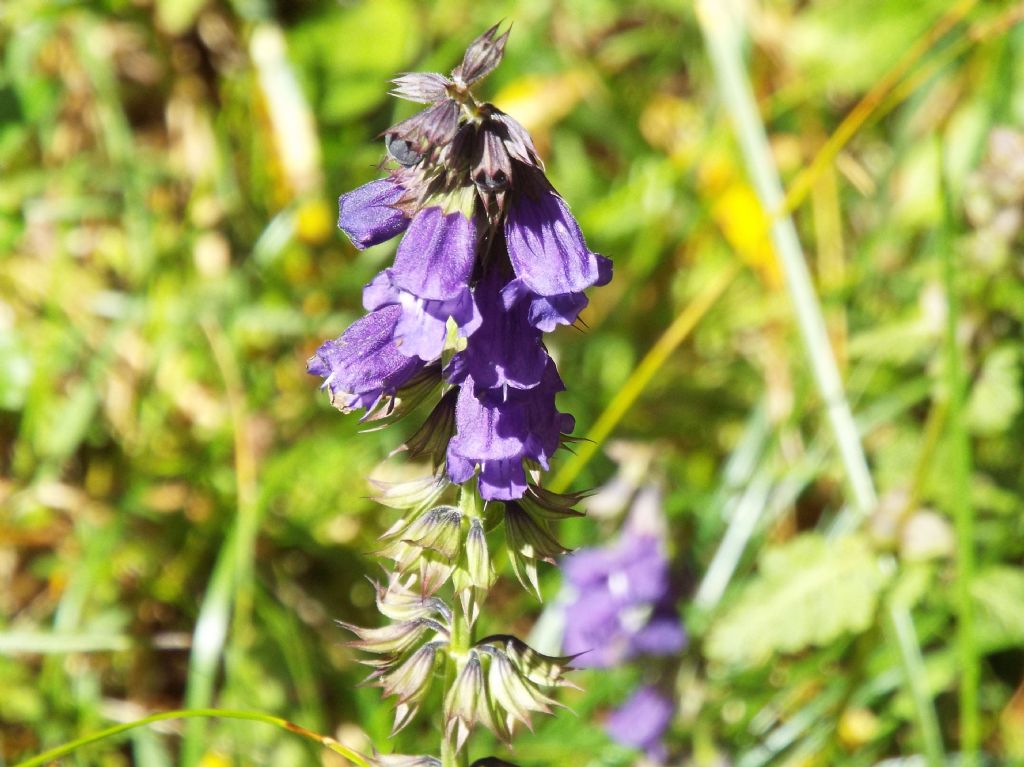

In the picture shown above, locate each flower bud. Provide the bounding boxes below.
[379,506,464,594]
[478,634,577,689]
[371,473,447,513]
[451,516,493,625]
[443,650,497,751]
[465,518,492,589]
[340,617,445,656]
[390,72,452,104]
[483,644,558,734]
[453,23,510,86]
[371,640,445,734]
[373,572,452,625]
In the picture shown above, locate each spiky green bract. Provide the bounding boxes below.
[440,635,576,753]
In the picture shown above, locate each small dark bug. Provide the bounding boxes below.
[385,134,422,167]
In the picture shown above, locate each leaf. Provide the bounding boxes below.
[705,533,888,667]
[966,346,1022,435]
[971,566,1024,652]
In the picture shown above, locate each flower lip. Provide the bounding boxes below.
[307,304,425,413]
[505,180,610,298]
[363,270,480,363]
[391,206,477,302]
[448,268,548,393]
[446,363,572,501]
[337,178,410,250]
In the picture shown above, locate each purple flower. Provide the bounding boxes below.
[562,532,685,667]
[606,686,674,761]
[446,364,574,501]
[337,179,409,249]
[307,305,425,413]
[362,206,481,361]
[503,185,613,329]
[448,268,548,393]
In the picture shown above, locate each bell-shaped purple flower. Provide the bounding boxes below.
[307,305,425,412]
[606,686,674,762]
[562,531,685,667]
[337,178,409,249]
[446,364,574,501]
[503,185,612,329]
[363,206,481,361]
[448,268,548,392]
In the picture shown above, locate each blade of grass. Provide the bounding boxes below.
[940,142,979,766]
[549,262,739,494]
[180,319,262,767]
[694,3,945,765]
[11,709,370,767]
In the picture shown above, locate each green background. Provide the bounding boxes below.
[2,0,1024,765]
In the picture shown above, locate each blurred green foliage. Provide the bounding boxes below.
[2,0,1024,765]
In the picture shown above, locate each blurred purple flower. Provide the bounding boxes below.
[447,364,574,501]
[307,305,425,413]
[562,531,685,667]
[606,686,674,761]
[337,178,409,249]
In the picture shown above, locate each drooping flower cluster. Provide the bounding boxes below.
[307,26,610,767]
[308,25,610,503]
[561,481,685,762]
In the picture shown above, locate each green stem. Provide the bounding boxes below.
[940,147,979,765]
[695,3,944,764]
[440,486,480,767]
[12,709,369,767]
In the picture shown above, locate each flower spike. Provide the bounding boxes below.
[309,23,610,762]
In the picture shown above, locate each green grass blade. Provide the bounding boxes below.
[11,709,370,767]
[941,142,979,766]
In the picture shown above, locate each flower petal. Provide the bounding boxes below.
[505,190,608,297]
[606,686,674,758]
[391,207,477,301]
[307,305,424,411]
[338,179,409,249]
[364,270,479,362]
[451,270,548,391]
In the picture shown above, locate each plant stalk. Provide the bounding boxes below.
[940,147,979,766]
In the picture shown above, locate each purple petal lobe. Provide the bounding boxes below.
[306,305,424,412]
[364,271,479,362]
[505,190,608,297]
[391,207,476,301]
[446,364,571,501]
[451,270,548,391]
[337,179,408,249]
